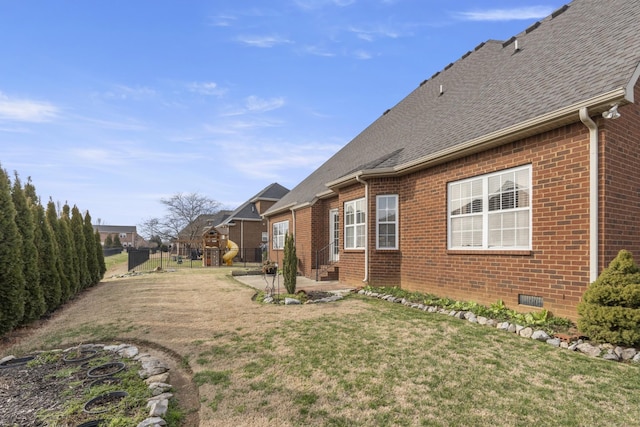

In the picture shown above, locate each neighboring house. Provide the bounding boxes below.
[215,183,289,262]
[93,225,143,248]
[173,210,232,257]
[263,0,640,320]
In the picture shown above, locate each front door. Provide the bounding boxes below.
[329,209,339,262]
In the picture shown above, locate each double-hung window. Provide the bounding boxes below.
[344,198,366,249]
[376,195,398,249]
[272,221,289,250]
[448,165,531,250]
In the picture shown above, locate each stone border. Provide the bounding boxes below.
[1,343,174,427]
[359,290,640,363]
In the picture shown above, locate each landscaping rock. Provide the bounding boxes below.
[149,382,172,396]
[519,327,533,338]
[148,392,174,401]
[477,316,488,325]
[576,343,602,358]
[284,298,301,305]
[531,330,551,342]
[145,372,170,385]
[137,417,167,427]
[546,338,561,347]
[147,398,169,417]
[139,358,170,379]
[632,353,640,363]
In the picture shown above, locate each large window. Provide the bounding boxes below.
[344,198,366,249]
[449,165,531,250]
[376,195,398,249]
[272,221,289,250]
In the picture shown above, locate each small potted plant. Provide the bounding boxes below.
[262,260,278,275]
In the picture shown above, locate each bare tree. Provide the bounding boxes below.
[140,192,221,253]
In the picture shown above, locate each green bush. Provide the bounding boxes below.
[283,233,297,294]
[577,250,640,346]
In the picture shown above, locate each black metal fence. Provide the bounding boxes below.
[127,247,263,272]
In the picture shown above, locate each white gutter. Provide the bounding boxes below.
[579,107,599,283]
[355,174,369,283]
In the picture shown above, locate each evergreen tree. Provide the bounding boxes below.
[113,234,122,248]
[283,233,297,294]
[25,179,62,312]
[95,230,107,279]
[11,173,45,323]
[47,200,71,302]
[60,204,79,296]
[71,205,89,289]
[0,167,26,334]
[104,234,113,248]
[83,211,100,286]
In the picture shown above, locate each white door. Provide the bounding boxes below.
[329,209,339,262]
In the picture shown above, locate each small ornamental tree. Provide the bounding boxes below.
[95,230,107,278]
[113,234,122,248]
[104,234,113,248]
[577,249,640,346]
[283,233,297,294]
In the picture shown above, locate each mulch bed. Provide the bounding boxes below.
[0,350,124,426]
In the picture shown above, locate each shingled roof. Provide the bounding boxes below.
[218,182,289,225]
[266,0,640,215]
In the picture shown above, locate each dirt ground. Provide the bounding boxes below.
[0,264,367,426]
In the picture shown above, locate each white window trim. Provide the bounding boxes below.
[376,194,398,250]
[344,198,366,250]
[448,165,532,250]
[272,220,289,250]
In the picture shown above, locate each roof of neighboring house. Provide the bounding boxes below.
[176,210,232,240]
[93,225,137,233]
[218,182,289,225]
[266,0,640,216]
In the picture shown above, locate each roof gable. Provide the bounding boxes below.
[267,0,640,215]
[220,182,289,224]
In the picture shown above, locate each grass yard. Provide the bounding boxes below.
[2,261,640,426]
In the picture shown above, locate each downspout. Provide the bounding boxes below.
[579,107,599,283]
[240,220,244,260]
[289,208,296,238]
[355,174,369,283]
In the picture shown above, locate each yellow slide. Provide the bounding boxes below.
[223,239,238,266]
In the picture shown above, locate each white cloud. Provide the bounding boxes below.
[457,6,555,22]
[353,50,374,60]
[236,34,292,48]
[245,96,285,112]
[0,92,60,122]
[187,82,227,97]
[349,25,400,42]
[209,14,236,27]
[302,45,336,57]
[101,84,156,101]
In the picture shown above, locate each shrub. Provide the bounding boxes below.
[577,250,640,346]
[283,233,297,294]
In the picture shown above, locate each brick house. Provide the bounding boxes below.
[263,0,640,320]
[215,183,289,262]
[93,225,144,249]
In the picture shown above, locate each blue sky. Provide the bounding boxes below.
[1,0,566,227]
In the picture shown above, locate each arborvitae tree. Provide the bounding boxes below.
[95,230,107,279]
[578,250,640,346]
[283,233,297,294]
[71,205,89,290]
[25,180,62,312]
[11,173,45,323]
[84,211,100,286]
[113,234,122,248]
[61,204,79,296]
[0,167,26,334]
[47,200,71,302]
[104,234,114,248]
[35,198,63,312]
